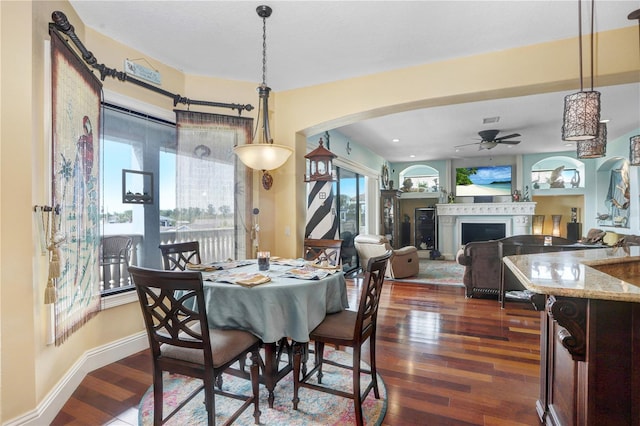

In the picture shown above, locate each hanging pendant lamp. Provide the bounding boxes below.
[577,122,607,159]
[562,0,601,141]
[628,9,640,166]
[630,135,640,166]
[234,5,293,190]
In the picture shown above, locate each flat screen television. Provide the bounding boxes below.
[455,165,512,197]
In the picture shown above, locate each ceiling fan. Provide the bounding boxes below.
[456,129,521,150]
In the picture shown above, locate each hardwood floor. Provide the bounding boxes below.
[52,279,542,425]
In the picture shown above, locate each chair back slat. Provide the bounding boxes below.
[159,241,201,271]
[356,250,392,342]
[129,266,212,360]
[304,239,343,266]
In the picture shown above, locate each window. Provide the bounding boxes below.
[336,167,366,272]
[399,165,440,193]
[531,156,585,189]
[99,104,250,295]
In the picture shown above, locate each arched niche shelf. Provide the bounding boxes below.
[595,156,630,228]
[398,165,441,194]
[531,156,585,190]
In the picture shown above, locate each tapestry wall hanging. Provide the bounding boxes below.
[50,29,102,345]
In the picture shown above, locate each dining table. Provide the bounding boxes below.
[193,258,349,407]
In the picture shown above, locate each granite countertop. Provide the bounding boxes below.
[503,245,640,303]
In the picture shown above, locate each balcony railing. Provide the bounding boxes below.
[100,228,235,294]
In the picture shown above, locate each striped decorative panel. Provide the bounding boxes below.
[305,181,338,239]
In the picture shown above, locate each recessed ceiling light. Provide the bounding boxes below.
[409,154,415,158]
[392,138,400,143]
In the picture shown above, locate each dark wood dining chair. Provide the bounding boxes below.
[292,250,392,426]
[159,241,201,270]
[129,266,261,426]
[303,238,343,266]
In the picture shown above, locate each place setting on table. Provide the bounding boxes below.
[185,251,343,287]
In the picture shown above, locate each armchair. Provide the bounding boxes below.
[354,234,419,279]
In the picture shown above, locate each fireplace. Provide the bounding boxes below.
[461,222,506,244]
[435,202,536,260]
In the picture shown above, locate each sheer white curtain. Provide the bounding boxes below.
[175,110,253,260]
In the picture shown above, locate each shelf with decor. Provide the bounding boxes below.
[400,191,441,199]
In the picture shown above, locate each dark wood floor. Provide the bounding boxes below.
[52,278,542,425]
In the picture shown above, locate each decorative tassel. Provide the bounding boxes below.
[44,205,62,304]
[44,277,57,305]
[48,245,61,279]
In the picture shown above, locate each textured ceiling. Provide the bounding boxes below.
[69,1,640,161]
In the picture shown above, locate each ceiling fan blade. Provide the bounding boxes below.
[498,140,521,145]
[454,142,481,148]
[495,133,521,141]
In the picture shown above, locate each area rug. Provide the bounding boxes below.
[392,259,465,286]
[139,347,387,425]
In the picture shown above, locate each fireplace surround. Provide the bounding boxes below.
[436,202,536,259]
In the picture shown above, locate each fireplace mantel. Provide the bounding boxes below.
[436,202,537,259]
[436,202,536,217]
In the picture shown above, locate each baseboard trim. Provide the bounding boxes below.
[5,331,148,426]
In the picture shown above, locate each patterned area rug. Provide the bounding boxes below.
[139,347,387,425]
[392,259,465,286]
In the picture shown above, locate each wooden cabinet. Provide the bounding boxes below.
[538,296,640,425]
[380,190,401,249]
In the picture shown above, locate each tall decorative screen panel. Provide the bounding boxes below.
[175,111,253,261]
[50,30,102,345]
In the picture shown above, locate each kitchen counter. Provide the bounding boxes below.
[503,245,640,303]
[503,245,640,426]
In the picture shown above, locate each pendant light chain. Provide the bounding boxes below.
[262,15,267,86]
[590,0,595,91]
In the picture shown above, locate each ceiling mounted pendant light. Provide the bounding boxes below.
[234,5,293,190]
[628,8,640,166]
[577,121,607,159]
[562,0,601,141]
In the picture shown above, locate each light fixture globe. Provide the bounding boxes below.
[234,143,292,171]
[562,91,601,141]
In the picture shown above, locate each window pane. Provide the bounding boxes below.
[100,105,175,293]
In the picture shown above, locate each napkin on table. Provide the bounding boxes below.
[186,263,216,272]
[215,272,271,287]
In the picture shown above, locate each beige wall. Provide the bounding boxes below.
[0,0,638,422]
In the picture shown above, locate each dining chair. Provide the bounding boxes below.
[159,241,201,271]
[292,250,392,426]
[100,235,133,287]
[129,266,261,426]
[303,238,343,266]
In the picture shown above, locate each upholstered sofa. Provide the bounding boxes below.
[354,234,419,279]
[456,235,588,305]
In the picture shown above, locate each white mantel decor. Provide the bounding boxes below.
[436,202,537,260]
[436,202,536,216]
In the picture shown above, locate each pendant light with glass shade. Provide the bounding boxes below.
[562,0,601,141]
[628,8,640,166]
[234,5,293,190]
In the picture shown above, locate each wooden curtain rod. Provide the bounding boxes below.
[50,11,254,114]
